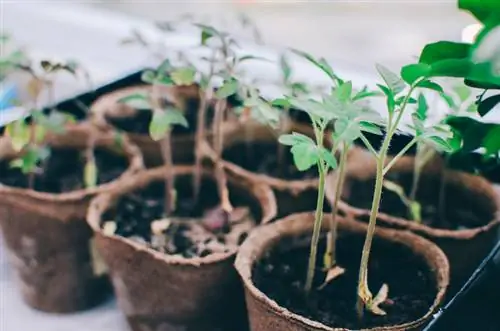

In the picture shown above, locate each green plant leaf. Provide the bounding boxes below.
[272,98,291,108]
[416,80,444,93]
[5,121,30,152]
[430,58,472,78]
[215,79,239,99]
[426,136,454,153]
[148,109,187,141]
[416,94,428,121]
[157,59,172,73]
[334,117,361,142]
[419,41,470,64]
[141,70,156,84]
[478,93,500,116]
[280,54,292,83]
[401,63,432,84]
[376,64,405,94]
[290,142,319,171]
[278,132,315,146]
[319,147,338,170]
[336,81,353,102]
[118,93,151,109]
[377,84,396,114]
[453,84,472,102]
[359,121,383,135]
[483,126,500,154]
[238,55,270,63]
[459,0,500,23]
[352,88,382,101]
[171,67,196,85]
[290,97,336,122]
[292,49,341,84]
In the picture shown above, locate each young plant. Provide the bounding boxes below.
[119,60,191,215]
[354,63,456,317]
[4,60,79,188]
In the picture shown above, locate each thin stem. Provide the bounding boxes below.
[438,154,449,226]
[277,108,289,176]
[359,133,378,158]
[325,142,348,269]
[305,164,327,294]
[356,156,386,318]
[213,98,232,211]
[383,138,418,175]
[193,91,208,202]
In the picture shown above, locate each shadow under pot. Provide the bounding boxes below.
[0,124,143,313]
[86,165,276,331]
[200,120,330,219]
[90,84,211,167]
[326,147,500,294]
[235,212,449,331]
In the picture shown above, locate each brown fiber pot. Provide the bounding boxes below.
[326,147,500,292]
[90,84,224,167]
[0,123,143,313]
[87,165,277,331]
[234,212,449,331]
[200,119,328,219]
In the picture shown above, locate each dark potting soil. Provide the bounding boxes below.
[106,179,256,258]
[222,141,318,180]
[0,148,128,193]
[253,234,437,329]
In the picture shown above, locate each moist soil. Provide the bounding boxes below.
[105,179,256,259]
[0,148,128,193]
[222,141,318,180]
[347,172,484,231]
[253,233,437,330]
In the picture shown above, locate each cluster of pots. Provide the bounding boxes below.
[1,82,499,331]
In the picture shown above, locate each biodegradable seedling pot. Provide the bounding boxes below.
[235,212,449,331]
[91,84,220,167]
[326,147,500,293]
[87,165,276,331]
[200,120,330,219]
[0,123,143,313]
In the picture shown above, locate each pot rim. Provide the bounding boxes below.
[87,164,277,267]
[326,147,500,240]
[234,212,450,331]
[0,123,144,203]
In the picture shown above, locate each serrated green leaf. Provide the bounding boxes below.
[118,93,151,109]
[376,64,406,94]
[141,70,156,84]
[84,160,98,188]
[216,79,239,99]
[359,121,383,135]
[290,142,319,171]
[336,81,352,102]
[171,67,196,86]
[401,63,432,84]
[290,98,336,122]
[334,118,361,142]
[417,80,444,93]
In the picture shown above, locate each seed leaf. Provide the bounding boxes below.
[171,67,196,86]
[118,93,151,109]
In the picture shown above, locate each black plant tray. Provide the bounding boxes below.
[424,240,500,331]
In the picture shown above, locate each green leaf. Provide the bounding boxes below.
[84,160,98,188]
[141,70,156,84]
[416,80,444,93]
[459,0,500,23]
[157,59,172,73]
[292,49,341,84]
[155,73,175,86]
[171,67,196,86]
[272,98,291,108]
[430,59,472,78]
[483,126,500,155]
[419,41,470,65]
[118,93,151,109]
[319,147,338,170]
[215,79,239,99]
[336,81,352,102]
[238,55,269,63]
[453,84,472,102]
[376,64,405,94]
[352,89,382,101]
[377,84,396,113]
[290,142,319,171]
[278,132,315,146]
[478,94,500,116]
[401,63,431,84]
[426,136,454,153]
[416,94,428,121]
[5,121,30,152]
[290,98,336,122]
[280,54,292,83]
[334,117,361,142]
[148,109,187,141]
[244,97,281,127]
[359,121,383,135]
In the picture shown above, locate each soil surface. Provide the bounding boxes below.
[347,172,485,231]
[253,233,436,329]
[0,148,128,193]
[104,178,256,258]
[222,141,318,180]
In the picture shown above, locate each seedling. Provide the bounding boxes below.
[119,60,191,214]
[279,51,384,294]
[353,63,456,317]
[4,60,80,189]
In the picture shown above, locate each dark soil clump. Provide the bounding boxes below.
[0,148,128,193]
[253,233,437,329]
